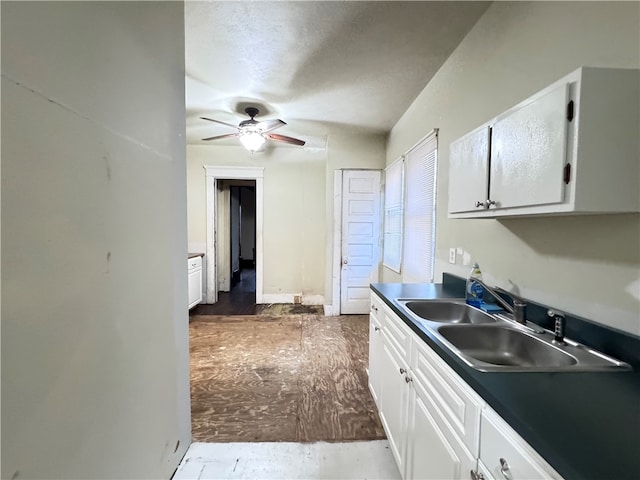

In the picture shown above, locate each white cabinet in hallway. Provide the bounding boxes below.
[188,255,203,309]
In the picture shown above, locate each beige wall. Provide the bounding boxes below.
[187,144,328,300]
[2,2,191,477]
[384,1,640,335]
[187,128,386,306]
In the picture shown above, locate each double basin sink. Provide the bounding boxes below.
[395,299,630,372]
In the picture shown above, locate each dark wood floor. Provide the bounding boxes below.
[190,268,257,315]
[189,313,385,443]
[190,268,325,316]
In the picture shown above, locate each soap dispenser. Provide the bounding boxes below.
[465,262,484,307]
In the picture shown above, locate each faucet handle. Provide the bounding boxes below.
[547,310,566,344]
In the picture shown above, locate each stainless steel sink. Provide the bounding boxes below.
[398,299,497,324]
[394,298,631,372]
[437,325,577,369]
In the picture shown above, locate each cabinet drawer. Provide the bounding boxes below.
[370,292,384,320]
[411,338,484,455]
[382,304,412,359]
[188,256,202,270]
[371,292,411,358]
[480,407,562,480]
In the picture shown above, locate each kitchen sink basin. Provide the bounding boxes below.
[437,325,577,369]
[398,299,497,324]
[393,298,631,372]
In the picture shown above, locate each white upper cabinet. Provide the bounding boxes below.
[448,67,640,218]
[490,84,569,210]
[448,126,490,214]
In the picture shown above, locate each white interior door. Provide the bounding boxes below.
[340,170,381,314]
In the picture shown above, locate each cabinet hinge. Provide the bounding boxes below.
[563,163,571,184]
[566,100,574,121]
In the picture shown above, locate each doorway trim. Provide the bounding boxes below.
[204,165,264,304]
[330,170,343,316]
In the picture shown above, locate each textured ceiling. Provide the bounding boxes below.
[185,1,491,147]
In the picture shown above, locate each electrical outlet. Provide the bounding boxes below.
[449,248,456,264]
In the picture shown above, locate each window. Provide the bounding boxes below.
[402,130,438,282]
[383,157,404,272]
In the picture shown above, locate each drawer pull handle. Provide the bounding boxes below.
[371,305,378,312]
[399,368,406,375]
[374,326,380,332]
[404,376,412,383]
[499,458,510,478]
[470,470,485,480]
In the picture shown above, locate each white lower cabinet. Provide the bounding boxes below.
[407,374,477,480]
[369,291,563,480]
[188,256,203,309]
[477,408,562,480]
[380,340,410,473]
[368,308,383,407]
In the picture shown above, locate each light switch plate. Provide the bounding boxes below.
[449,248,456,264]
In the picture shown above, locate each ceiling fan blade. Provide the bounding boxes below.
[202,132,239,141]
[258,119,286,133]
[267,133,306,146]
[200,116,238,129]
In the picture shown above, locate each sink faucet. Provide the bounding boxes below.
[472,279,528,325]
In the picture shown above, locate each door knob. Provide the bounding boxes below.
[343,258,348,265]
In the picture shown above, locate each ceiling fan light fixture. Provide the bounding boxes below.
[239,131,265,152]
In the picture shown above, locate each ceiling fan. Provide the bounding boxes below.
[201,107,306,152]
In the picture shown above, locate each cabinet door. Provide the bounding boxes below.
[490,84,570,210]
[448,126,490,213]
[368,313,383,407]
[407,383,477,480]
[380,339,410,477]
[411,338,483,454]
[188,269,202,309]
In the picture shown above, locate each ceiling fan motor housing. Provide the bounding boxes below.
[244,107,260,118]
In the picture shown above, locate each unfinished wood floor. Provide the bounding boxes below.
[189,314,385,443]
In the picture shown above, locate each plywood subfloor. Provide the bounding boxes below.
[189,314,385,443]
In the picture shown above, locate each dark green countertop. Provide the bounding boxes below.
[371,281,640,480]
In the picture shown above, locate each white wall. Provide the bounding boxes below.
[384,1,640,335]
[1,2,191,478]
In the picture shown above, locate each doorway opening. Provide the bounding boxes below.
[212,179,256,314]
[201,165,265,312]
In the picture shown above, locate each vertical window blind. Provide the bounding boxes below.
[402,130,438,283]
[383,157,404,272]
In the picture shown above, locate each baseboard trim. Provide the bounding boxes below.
[303,295,324,306]
[261,294,325,305]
